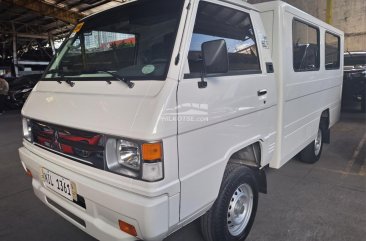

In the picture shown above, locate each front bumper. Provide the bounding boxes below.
[19,146,172,241]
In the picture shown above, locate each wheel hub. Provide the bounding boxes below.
[234,197,246,215]
[314,129,322,156]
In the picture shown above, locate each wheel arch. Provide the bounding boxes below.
[226,142,267,194]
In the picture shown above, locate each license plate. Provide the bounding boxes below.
[41,168,77,201]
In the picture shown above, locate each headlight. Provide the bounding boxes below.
[106,138,164,181]
[22,118,33,142]
[118,140,141,171]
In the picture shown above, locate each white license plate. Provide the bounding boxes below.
[41,168,77,201]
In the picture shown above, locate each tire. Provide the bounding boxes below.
[201,164,258,241]
[299,123,325,164]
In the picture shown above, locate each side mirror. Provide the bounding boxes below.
[202,39,229,74]
[198,39,228,88]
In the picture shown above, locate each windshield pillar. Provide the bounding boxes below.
[80,34,87,69]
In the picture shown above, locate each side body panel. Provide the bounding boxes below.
[177,0,277,221]
[256,2,344,168]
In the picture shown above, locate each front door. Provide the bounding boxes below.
[177,0,277,220]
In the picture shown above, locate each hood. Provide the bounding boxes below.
[22,79,178,141]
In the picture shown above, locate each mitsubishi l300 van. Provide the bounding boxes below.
[19,0,344,240]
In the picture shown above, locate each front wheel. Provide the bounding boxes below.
[201,164,258,241]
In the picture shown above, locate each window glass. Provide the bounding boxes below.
[187,2,260,75]
[293,20,319,71]
[325,32,340,70]
[62,32,137,72]
[44,0,184,81]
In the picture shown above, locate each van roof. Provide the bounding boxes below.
[219,0,259,12]
[254,0,344,36]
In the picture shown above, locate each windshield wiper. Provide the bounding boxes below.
[45,69,63,84]
[44,69,134,88]
[65,79,75,87]
[46,69,75,87]
[96,70,135,89]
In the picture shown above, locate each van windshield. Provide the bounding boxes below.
[44,0,184,81]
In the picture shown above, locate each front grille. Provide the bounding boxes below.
[31,120,105,169]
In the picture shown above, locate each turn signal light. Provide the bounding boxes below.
[25,168,32,177]
[142,143,162,161]
[118,220,137,237]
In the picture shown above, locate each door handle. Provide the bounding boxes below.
[257,89,268,96]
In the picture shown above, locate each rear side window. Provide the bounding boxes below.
[293,19,320,72]
[187,1,261,75]
[325,32,340,70]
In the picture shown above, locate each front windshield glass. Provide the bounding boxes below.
[45,0,184,81]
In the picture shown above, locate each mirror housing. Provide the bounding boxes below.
[198,39,229,88]
[202,39,229,74]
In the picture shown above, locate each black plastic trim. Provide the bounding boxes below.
[247,166,267,194]
[47,197,86,227]
[266,62,274,73]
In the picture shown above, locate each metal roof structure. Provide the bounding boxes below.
[0,0,127,76]
[0,0,126,39]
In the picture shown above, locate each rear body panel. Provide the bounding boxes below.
[256,1,344,168]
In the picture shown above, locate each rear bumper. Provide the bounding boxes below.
[19,146,171,241]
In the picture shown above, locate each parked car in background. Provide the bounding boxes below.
[5,74,42,109]
[343,52,366,112]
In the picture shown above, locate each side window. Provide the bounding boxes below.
[325,32,340,70]
[187,2,261,75]
[293,20,320,72]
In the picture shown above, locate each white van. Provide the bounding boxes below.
[19,0,344,240]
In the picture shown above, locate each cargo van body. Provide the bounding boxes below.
[18,0,344,241]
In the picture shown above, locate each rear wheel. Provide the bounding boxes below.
[299,124,324,164]
[201,164,258,241]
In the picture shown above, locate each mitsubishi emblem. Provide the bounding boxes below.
[51,130,62,151]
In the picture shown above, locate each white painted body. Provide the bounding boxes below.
[19,1,343,240]
[255,1,344,168]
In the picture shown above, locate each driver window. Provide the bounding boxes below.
[186,2,261,76]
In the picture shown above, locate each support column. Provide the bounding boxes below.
[326,0,333,24]
[12,23,18,77]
